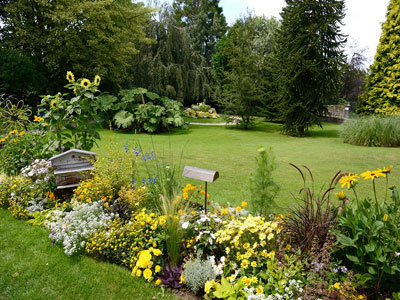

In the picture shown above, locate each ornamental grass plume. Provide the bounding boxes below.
[283,164,340,252]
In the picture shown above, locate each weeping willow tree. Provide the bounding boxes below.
[129,3,213,106]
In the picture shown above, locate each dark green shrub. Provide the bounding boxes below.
[0,48,47,107]
[341,116,400,147]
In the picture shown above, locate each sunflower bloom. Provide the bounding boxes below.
[94,75,101,86]
[339,173,359,189]
[66,71,75,83]
[81,78,91,89]
[360,170,386,181]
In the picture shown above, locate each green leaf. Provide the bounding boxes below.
[365,242,376,252]
[336,233,356,247]
[367,266,377,275]
[346,254,360,263]
[113,110,134,129]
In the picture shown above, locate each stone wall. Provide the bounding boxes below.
[321,104,350,123]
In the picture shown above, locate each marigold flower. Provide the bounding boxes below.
[66,71,75,83]
[243,278,251,286]
[143,268,152,280]
[339,173,359,189]
[152,248,162,256]
[241,201,248,208]
[94,75,101,86]
[256,286,263,294]
[80,78,91,89]
[236,206,242,212]
[241,260,249,269]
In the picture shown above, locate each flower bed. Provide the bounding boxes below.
[185,102,220,119]
[1,147,399,299]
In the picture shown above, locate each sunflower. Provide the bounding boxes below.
[80,78,91,89]
[66,71,75,83]
[94,75,101,86]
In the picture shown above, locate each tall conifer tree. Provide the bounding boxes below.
[357,1,400,115]
[273,0,346,136]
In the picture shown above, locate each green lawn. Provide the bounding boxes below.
[0,209,178,300]
[95,121,400,208]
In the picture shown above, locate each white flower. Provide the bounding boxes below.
[182,221,189,229]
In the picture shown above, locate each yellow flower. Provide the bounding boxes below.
[383,214,389,222]
[236,206,242,212]
[256,285,264,294]
[143,268,152,280]
[360,170,386,181]
[225,247,230,254]
[332,282,341,289]
[251,261,257,268]
[179,275,184,284]
[155,279,162,286]
[251,277,257,284]
[136,250,152,268]
[80,78,91,89]
[94,75,101,86]
[34,115,43,122]
[339,173,359,189]
[243,242,250,249]
[243,277,251,286]
[241,260,249,269]
[335,190,346,200]
[221,208,228,215]
[136,269,142,277]
[155,265,161,273]
[204,280,214,293]
[380,166,393,174]
[66,71,75,83]
[152,249,162,256]
[183,192,188,200]
[267,233,274,240]
[22,149,26,155]
[241,201,248,208]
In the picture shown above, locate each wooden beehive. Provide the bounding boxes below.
[49,149,97,189]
